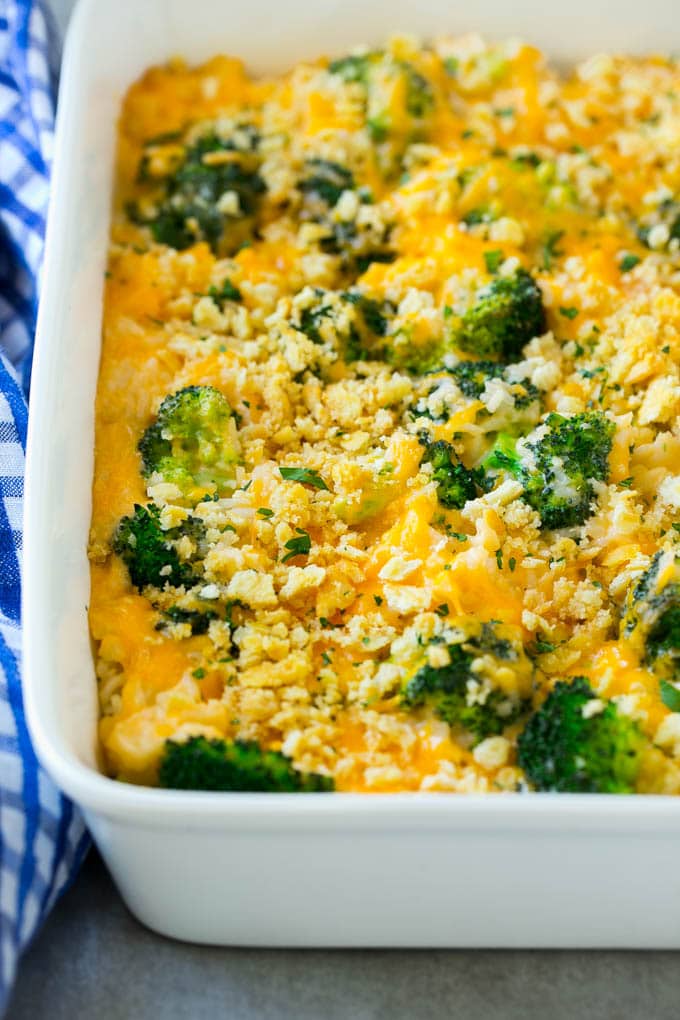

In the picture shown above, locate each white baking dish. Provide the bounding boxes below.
[23,0,680,947]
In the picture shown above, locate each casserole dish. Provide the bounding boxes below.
[23,0,680,946]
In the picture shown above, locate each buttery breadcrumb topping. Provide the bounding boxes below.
[89,34,680,793]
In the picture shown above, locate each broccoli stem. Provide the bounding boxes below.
[159,736,334,792]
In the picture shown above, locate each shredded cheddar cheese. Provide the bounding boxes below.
[90,34,680,794]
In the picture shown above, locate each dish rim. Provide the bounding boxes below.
[22,0,680,825]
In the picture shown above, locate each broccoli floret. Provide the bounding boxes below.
[449,360,505,397]
[401,622,532,744]
[481,430,522,478]
[512,380,542,411]
[112,503,194,591]
[482,411,615,529]
[207,277,242,306]
[638,198,680,251]
[448,360,540,410]
[403,65,434,118]
[156,601,243,658]
[128,127,266,255]
[452,269,546,361]
[367,61,433,142]
[295,152,395,276]
[392,341,448,375]
[649,606,680,671]
[299,158,355,208]
[156,606,218,635]
[355,250,396,274]
[461,207,494,227]
[139,386,240,499]
[334,488,395,524]
[329,52,378,83]
[298,311,330,348]
[329,51,434,150]
[298,164,395,274]
[517,677,645,793]
[319,219,395,277]
[332,454,400,524]
[420,439,480,509]
[344,292,391,336]
[295,289,394,362]
[409,362,541,430]
[520,412,614,528]
[340,292,392,359]
[159,736,334,792]
[622,550,680,682]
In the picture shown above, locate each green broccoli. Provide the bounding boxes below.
[622,550,680,683]
[295,289,393,361]
[403,65,434,118]
[452,269,546,361]
[461,207,494,227]
[401,622,532,743]
[128,127,266,255]
[420,439,480,509]
[398,343,448,375]
[138,385,240,498]
[649,606,680,675]
[482,430,523,477]
[344,291,391,336]
[328,51,434,148]
[449,360,540,410]
[156,602,243,661]
[340,291,393,359]
[332,448,401,524]
[295,150,395,275]
[328,52,378,83]
[517,677,645,793]
[409,362,541,430]
[319,219,395,277]
[156,606,218,635]
[112,503,195,591]
[295,155,397,274]
[297,301,332,346]
[482,411,615,529]
[159,736,334,791]
[449,359,505,397]
[299,158,355,208]
[638,198,680,251]
[520,412,614,528]
[207,277,242,306]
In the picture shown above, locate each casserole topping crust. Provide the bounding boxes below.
[90,36,680,793]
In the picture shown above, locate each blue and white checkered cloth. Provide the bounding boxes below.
[0,1,88,1012]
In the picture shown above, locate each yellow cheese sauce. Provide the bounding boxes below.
[91,35,680,793]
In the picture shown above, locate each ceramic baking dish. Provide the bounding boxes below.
[23,0,680,947]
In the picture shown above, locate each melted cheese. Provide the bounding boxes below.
[91,34,680,794]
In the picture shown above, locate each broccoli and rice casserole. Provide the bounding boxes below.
[89,34,680,794]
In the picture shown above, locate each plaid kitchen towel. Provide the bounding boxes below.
[0,0,88,1012]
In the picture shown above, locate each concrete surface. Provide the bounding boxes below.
[7,850,680,1020]
[9,2,677,1017]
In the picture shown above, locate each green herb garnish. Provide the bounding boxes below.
[279,466,329,490]
[619,253,640,273]
[281,528,312,562]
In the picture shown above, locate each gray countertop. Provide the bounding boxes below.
[8,850,680,1020]
[12,3,677,1017]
